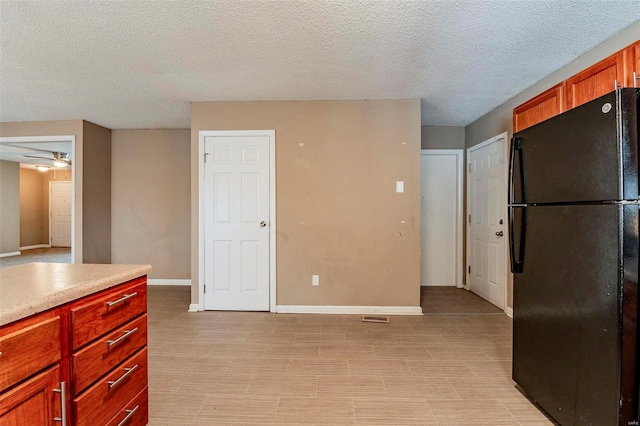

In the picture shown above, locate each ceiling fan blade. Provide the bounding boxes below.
[6,144,52,154]
[23,155,54,160]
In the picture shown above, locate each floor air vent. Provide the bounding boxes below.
[361,315,390,323]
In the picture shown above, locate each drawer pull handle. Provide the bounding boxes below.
[116,405,139,426]
[107,328,138,349]
[108,364,138,390]
[53,381,67,425]
[106,292,138,308]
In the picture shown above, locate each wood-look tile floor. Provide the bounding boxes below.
[147,286,558,425]
[420,286,504,315]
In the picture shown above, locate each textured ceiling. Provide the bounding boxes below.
[1,1,639,129]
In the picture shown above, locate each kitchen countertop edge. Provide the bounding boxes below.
[0,263,152,327]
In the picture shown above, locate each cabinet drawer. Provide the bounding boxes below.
[0,315,60,391]
[105,386,148,426]
[74,347,147,426]
[73,314,147,393]
[71,278,147,349]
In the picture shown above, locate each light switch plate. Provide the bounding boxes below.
[312,275,319,286]
[396,181,404,193]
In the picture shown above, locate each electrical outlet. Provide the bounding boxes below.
[312,275,320,286]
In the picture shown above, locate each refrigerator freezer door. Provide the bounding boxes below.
[510,89,639,204]
[512,203,637,425]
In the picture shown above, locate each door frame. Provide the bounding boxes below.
[49,180,73,248]
[465,132,509,313]
[0,135,79,263]
[198,130,277,312]
[420,149,464,288]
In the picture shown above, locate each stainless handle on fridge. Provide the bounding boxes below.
[53,381,67,425]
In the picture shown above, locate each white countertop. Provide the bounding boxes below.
[0,263,152,326]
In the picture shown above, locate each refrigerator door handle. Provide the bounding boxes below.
[509,137,524,204]
[509,206,525,273]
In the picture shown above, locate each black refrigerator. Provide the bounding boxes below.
[509,88,640,426]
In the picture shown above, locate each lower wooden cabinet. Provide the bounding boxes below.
[0,365,64,426]
[0,275,148,426]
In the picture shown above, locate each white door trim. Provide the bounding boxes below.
[465,132,509,314]
[50,180,72,248]
[0,135,79,263]
[198,130,277,312]
[420,149,464,288]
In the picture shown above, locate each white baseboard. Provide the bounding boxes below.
[19,244,51,250]
[505,306,513,318]
[188,304,199,312]
[276,305,424,315]
[0,251,21,258]
[147,279,191,286]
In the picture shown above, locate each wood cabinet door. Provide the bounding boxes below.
[623,40,640,87]
[513,83,565,132]
[565,51,625,109]
[0,365,63,426]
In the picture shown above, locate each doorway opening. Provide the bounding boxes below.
[0,136,78,267]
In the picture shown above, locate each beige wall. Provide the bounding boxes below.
[111,129,191,279]
[191,99,422,308]
[82,121,111,264]
[19,168,45,246]
[465,22,640,309]
[421,126,465,150]
[0,160,20,254]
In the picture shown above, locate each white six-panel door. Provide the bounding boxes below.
[50,181,72,247]
[467,136,506,309]
[204,135,271,311]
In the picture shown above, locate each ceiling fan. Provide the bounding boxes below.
[23,151,72,167]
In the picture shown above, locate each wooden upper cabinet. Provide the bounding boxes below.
[514,40,639,131]
[513,83,565,132]
[565,51,625,109]
[623,40,640,87]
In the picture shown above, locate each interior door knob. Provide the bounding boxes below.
[260,221,267,228]
[495,231,504,237]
